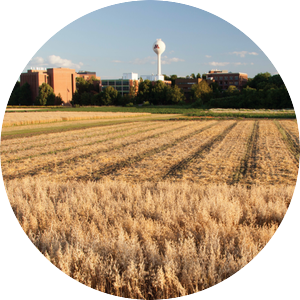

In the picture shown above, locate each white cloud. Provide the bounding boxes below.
[111,60,123,63]
[248,52,259,56]
[161,56,185,64]
[28,55,83,70]
[230,51,259,57]
[205,55,212,58]
[208,61,230,67]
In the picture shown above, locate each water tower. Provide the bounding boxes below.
[153,39,166,77]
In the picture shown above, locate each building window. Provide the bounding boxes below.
[116,86,122,91]
[123,80,129,85]
[116,81,122,85]
[219,76,223,80]
[219,81,223,85]
[234,82,238,85]
[102,81,107,85]
[235,76,238,80]
[109,81,115,85]
[215,77,218,80]
[224,76,228,80]
[123,86,129,91]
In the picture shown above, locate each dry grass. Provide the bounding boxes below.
[1,119,299,299]
[5,178,292,299]
[2,111,151,127]
[243,120,299,185]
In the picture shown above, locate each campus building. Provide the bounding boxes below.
[101,73,171,96]
[174,77,215,100]
[76,71,101,81]
[203,70,248,90]
[20,68,101,104]
[101,73,139,97]
[20,68,77,104]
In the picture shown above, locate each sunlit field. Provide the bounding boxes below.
[1,112,299,299]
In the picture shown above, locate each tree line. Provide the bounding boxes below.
[8,72,293,109]
[71,77,185,107]
[200,73,293,109]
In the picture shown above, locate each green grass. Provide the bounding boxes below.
[1,115,176,140]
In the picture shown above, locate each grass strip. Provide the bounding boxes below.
[1,115,176,141]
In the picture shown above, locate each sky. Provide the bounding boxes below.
[25,1,277,79]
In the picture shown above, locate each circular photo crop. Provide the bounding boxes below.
[1,1,299,299]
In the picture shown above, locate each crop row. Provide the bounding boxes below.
[1,120,142,150]
[1,121,163,162]
[106,121,235,182]
[279,120,299,145]
[1,121,196,180]
[177,121,255,184]
[243,120,298,185]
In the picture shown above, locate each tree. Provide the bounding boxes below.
[137,79,152,104]
[55,93,63,105]
[165,85,185,104]
[100,86,118,105]
[190,80,212,102]
[196,73,201,79]
[8,81,21,105]
[248,72,271,90]
[190,73,195,79]
[35,83,55,106]
[71,91,81,106]
[227,85,238,94]
[81,91,92,105]
[151,80,166,105]
[19,82,32,105]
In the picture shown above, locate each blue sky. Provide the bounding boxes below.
[24,1,278,79]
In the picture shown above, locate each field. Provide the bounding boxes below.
[1,111,299,299]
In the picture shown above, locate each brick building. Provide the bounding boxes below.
[20,68,77,104]
[203,70,248,90]
[76,71,101,81]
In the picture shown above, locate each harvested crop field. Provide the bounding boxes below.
[1,116,299,299]
[2,111,152,127]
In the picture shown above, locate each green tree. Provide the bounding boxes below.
[36,83,55,106]
[151,80,166,105]
[190,73,195,79]
[54,93,63,105]
[248,72,271,90]
[165,85,185,104]
[227,85,238,94]
[71,91,81,106]
[137,79,152,104]
[190,80,212,102]
[8,81,21,105]
[100,86,118,105]
[19,82,32,105]
[81,91,92,105]
[196,73,201,79]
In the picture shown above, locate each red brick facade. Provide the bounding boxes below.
[205,70,248,90]
[20,68,77,104]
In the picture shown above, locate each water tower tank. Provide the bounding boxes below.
[153,39,166,77]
